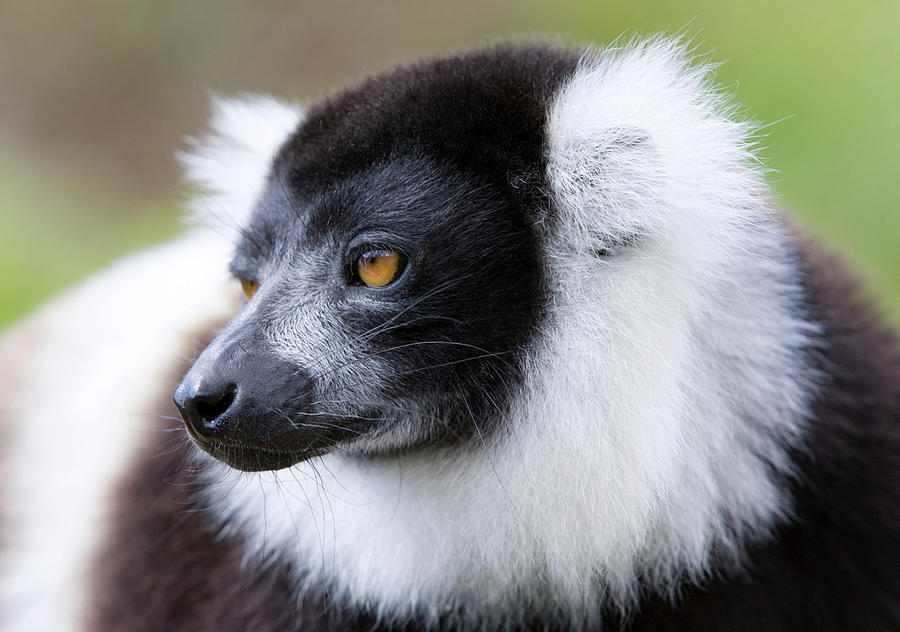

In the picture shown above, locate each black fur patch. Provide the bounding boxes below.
[276,44,580,208]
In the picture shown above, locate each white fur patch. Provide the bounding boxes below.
[200,38,819,629]
[179,94,303,240]
[0,232,237,631]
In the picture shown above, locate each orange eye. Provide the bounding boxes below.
[355,250,406,287]
[240,279,260,301]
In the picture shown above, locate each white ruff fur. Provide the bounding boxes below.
[195,39,820,629]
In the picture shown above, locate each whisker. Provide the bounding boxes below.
[306,351,515,402]
[456,377,520,515]
[274,150,304,221]
[306,340,514,386]
[295,275,475,375]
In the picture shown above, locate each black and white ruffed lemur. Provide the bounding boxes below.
[1,37,898,632]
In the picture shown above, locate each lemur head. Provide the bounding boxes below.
[175,39,817,625]
[175,46,575,471]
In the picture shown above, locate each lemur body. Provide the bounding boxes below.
[1,40,898,631]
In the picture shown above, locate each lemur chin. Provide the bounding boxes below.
[1,37,898,632]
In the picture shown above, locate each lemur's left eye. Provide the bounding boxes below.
[354,249,407,287]
[240,279,260,301]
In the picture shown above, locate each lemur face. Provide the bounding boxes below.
[174,48,575,471]
[176,157,544,471]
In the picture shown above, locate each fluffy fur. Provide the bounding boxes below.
[179,94,303,237]
[1,38,897,632]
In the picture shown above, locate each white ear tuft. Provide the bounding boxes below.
[178,94,303,240]
[547,37,764,254]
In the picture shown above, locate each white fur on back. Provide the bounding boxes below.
[0,232,237,631]
[179,94,303,239]
[201,39,819,629]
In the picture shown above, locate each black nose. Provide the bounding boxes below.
[174,379,237,440]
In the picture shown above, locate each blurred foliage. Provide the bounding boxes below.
[0,148,180,326]
[0,0,898,330]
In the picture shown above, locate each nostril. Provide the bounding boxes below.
[194,386,236,425]
[175,380,239,439]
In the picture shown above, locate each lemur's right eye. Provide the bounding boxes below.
[240,279,260,301]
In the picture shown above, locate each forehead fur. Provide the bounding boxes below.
[274,44,579,203]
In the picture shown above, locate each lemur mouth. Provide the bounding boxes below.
[184,427,326,472]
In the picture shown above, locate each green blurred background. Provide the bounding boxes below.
[1,0,898,330]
